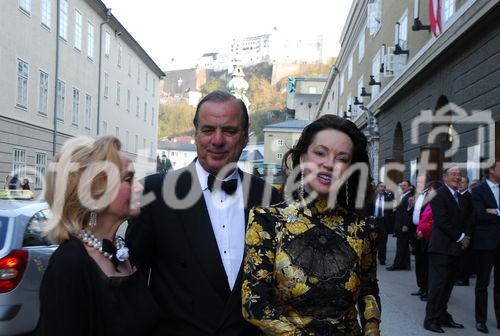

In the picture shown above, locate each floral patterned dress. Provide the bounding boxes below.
[242,198,381,336]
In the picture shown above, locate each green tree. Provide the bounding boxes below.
[158,102,196,139]
[247,76,285,112]
[249,110,287,142]
[200,79,225,95]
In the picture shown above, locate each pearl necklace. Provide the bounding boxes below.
[79,230,127,261]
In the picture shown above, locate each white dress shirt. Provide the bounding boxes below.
[412,190,428,225]
[195,160,246,290]
[485,179,500,216]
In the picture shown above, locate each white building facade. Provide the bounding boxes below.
[0,0,164,188]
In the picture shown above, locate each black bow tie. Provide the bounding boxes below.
[207,174,238,195]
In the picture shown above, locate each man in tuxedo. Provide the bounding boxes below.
[387,180,413,271]
[126,90,281,336]
[371,182,394,265]
[424,166,470,333]
[455,176,474,287]
[471,162,500,333]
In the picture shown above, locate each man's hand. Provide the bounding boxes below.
[408,196,415,208]
[486,208,498,215]
[461,236,471,249]
[416,231,423,240]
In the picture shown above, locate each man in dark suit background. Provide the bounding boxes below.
[471,161,500,333]
[424,166,471,333]
[371,182,395,266]
[387,180,413,271]
[455,176,474,287]
[126,90,281,336]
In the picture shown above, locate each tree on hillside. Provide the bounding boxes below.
[247,76,285,112]
[200,79,225,95]
[158,102,196,139]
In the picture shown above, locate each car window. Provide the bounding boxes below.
[22,210,52,247]
[0,216,8,250]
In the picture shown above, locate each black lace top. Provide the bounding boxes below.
[242,199,381,335]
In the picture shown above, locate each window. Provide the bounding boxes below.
[72,88,79,125]
[16,59,29,108]
[152,79,156,97]
[115,126,120,139]
[56,80,65,120]
[125,131,129,150]
[134,135,138,153]
[339,71,344,95]
[357,75,364,102]
[143,138,147,154]
[38,71,49,115]
[371,51,381,98]
[127,89,131,112]
[20,0,31,13]
[13,149,26,179]
[118,44,122,67]
[276,139,284,146]
[41,0,51,27]
[102,120,107,135]
[151,108,155,126]
[442,0,455,23]
[308,86,317,94]
[104,73,109,98]
[367,0,382,36]
[74,10,82,50]
[35,153,47,189]
[105,32,111,57]
[137,63,140,85]
[136,97,139,117]
[276,153,283,160]
[85,94,91,129]
[145,71,148,91]
[87,22,94,59]
[467,144,481,181]
[128,54,132,76]
[150,142,154,158]
[22,209,52,247]
[143,102,147,122]
[358,32,365,63]
[116,81,120,106]
[59,0,68,39]
[396,11,408,50]
[347,56,353,81]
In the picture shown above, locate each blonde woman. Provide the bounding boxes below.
[37,136,159,336]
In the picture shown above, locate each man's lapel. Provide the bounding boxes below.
[176,164,231,302]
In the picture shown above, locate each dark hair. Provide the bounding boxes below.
[281,114,373,212]
[484,161,499,178]
[193,90,249,131]
[429,180,443,190]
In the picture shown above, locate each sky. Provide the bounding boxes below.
[103,0,353,70]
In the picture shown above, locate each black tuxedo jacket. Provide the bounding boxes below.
[394,192,413,234]
[427,185,467,256]
[126,163,282,336]
[471,182,500,250]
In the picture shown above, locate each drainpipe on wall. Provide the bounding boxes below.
[96,8,112,136]
[52,0,61,156]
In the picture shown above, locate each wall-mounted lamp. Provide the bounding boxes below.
[369,75,381,86]
[360,87,371,97]
[115,30,122,37]
[412,0,431,31]
[353,97,363,106]
[394,43,410,55]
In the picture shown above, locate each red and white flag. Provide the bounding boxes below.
[430,0,442,36]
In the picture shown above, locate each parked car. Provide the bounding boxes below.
[0,201,55,335]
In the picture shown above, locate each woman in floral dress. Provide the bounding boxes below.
[242,115,380,335]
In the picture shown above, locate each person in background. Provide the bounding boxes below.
[471,161,500,334]
[8,174,19,190]
[371,182,394,266]
[21,178,30,190]
[4,175,10,190]
[410,175,431,299]
[424,166,470,333]
[455,176,474,287]
[242,114,380,335]
[387,180,414,271]
[37,136,159,336]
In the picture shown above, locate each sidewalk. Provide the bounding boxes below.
[379,237,497,335]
